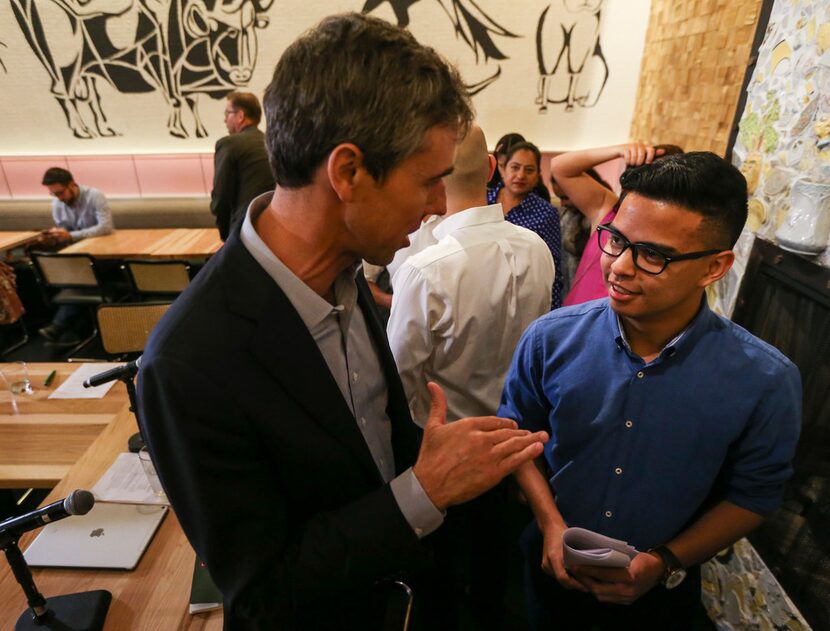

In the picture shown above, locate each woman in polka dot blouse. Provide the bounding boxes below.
[487,141,563,308]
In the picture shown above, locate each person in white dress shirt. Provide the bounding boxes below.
[387,123,555,424]
[386,123,555,629]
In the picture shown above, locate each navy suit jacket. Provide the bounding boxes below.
[210,127,275,240]
[137,229,433,630]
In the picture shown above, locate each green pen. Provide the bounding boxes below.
[44,370,57,387]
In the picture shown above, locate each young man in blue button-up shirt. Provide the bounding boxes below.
[501,152,801,630]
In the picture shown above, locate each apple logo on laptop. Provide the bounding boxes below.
[89,528,104,538]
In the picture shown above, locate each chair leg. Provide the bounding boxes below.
[63,326,98,360]
[0,320,29,357]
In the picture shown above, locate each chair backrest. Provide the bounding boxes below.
[125,260,191,295]
[96,302,172,355]
[31,252,100,288]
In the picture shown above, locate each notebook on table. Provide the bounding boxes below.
[23,502,168,570]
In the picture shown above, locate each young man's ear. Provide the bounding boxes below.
[327,143,364,202]
[487,153,497,181]
[699,250,735,288]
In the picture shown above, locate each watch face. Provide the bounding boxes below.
[664,568,687,590]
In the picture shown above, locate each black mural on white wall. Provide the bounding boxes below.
[362,0,518,95]
[362,0,609,106]
[536,0,608,113]
[10,0,272,139]
[9,1,612,140]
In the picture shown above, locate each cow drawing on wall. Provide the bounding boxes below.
[362,0,518,95]
[10,0,272,139]
[536,0,608,113]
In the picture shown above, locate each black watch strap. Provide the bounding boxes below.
[650,545,683,578]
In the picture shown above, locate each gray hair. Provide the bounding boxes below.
[263,12,473,188]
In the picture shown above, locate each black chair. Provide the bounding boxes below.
[30,252,111,355]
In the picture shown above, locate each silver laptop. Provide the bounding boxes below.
[24,502,168,570]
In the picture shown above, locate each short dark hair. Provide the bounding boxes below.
[619,152,747,248]
[505,141,542,170]
[42,167,73,186]
[263,12,473,188]
[226,91,262,125]
[494,133,525,159]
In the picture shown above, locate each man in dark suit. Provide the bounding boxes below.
[210,91,275,240]
[137,13,548,631]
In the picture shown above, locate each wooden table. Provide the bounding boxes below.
[0,231,40,252]
[60,229,222,259]
[0,406,224,630]
[0,363,128,488]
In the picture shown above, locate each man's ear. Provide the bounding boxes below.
[326,143,364,202]
[699,250,735,288]
[487,153,496,181]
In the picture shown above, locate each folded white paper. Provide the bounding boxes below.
[562,527,639,569]
[91,452,169,506]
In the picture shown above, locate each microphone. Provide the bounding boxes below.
[0,490,95,539]
[83,356,142,388]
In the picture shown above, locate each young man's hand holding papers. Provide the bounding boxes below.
[562,527,638,569]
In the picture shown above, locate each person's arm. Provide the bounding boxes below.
[550,143,662,230]
[211,138,237,240]
[571,363,802,605]
[386,262,436,425]
[68,190,113,241]
[139,353,548,621]
[570,501,763,606]
[513,460,588,591]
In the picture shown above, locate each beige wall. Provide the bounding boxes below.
[629,0,765,154]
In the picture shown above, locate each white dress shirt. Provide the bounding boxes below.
[362,214,442,284]
[387,203,555,424]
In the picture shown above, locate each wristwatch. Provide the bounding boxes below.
[649,545,687,589]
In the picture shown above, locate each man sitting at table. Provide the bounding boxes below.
[36,167,113,346]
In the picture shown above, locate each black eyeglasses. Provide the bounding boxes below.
[596,223,722,275]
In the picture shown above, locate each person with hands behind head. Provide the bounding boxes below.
[550,142,683,306]
[503,152,800,631]
[138,13,547,631]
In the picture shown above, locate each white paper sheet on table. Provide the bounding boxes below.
[48,363,121,399]
[91,452,169,506]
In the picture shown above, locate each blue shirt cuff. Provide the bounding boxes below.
[390,467,444,538]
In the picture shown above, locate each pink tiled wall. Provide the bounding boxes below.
[0,154,214,199]
[0,152,620,200]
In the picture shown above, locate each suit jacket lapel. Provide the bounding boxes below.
[221,236,383,483]
[356,276,421,474]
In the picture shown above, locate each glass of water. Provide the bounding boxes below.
[2,361,33,396]
[139,447,166,497]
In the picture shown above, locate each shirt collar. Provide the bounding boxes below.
[610,295,715,360]
[240,192,359,331]
[432,203,504,240]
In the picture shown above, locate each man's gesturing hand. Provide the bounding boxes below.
[413,382,548,512]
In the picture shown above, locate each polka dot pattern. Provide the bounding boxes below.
[488,184,563,309]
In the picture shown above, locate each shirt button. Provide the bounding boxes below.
[637,371,644,378]
[605,510,613,518]
[625,420,634,428]
[352,371,359,382]
[615,467,623,475]
[360,417,367,427]
[415,527,424,536]
[379,458,385,467]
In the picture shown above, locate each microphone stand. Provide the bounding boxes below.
[121,372,145,453]
[83,362,144,452]
[1,534,111,630]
